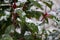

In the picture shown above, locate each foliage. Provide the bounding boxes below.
[0,0,60,40]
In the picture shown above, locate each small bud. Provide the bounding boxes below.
[12,3,17,9]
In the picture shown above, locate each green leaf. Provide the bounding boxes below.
[32,1,43,10]
[24,35,42,40]
[43,1,53,9]
[26,23,38,33]
[5,25,15,34]
[16,9,23,16]
[45,18,48,23]
[26,11,43,19]
[29,0,43,10]
[13,31,21,40]
[48,15,56,19]
[0,10,5,17]
[1,34,13,40]
[49,15,60,21]
[28,0,34,1]
[24,35,34,40]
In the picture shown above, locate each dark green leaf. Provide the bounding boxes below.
[26,11,43,19]
[26,23,38,33]
[31,1,43,10]
[43,1,53,9]
[0,10,5,17]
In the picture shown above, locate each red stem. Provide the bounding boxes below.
[12,0,17,9]
[41,6,48,21]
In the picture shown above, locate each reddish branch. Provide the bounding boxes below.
[41,12,48,21]
[41,6,50,21]
[11,0,18,27]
